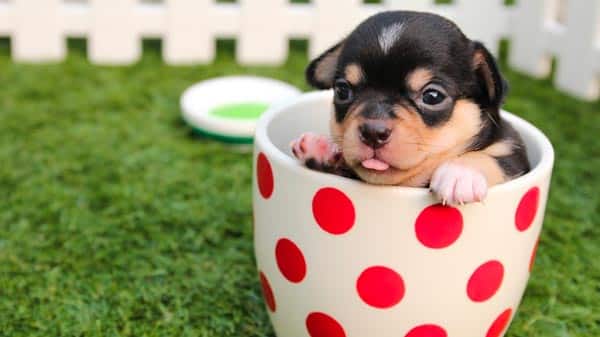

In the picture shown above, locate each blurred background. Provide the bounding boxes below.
[0,1,598,336]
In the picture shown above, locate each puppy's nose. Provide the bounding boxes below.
[359,121,392,149]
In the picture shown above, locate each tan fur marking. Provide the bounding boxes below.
[482,141,513,157]
[473,52,486,68]
[419,100,483,153]
[345,63,365,86]
[473,50,495,100]
[406,68,433,92]
[330,102,366,146]
[315,47,342,85]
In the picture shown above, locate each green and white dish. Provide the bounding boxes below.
[181,76,301,144]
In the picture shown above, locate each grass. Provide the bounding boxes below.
[0,38,598,337]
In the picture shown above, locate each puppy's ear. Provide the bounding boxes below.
[472,41,508,107]
[306,41,345,89]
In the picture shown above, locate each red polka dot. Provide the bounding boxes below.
[257,153,274,199]
[415,204,463,249]
[515,187,540,231]
[312,187,355,235]
[356,266,405,309]
[275,238,306,283]
[405,324,447,337]
[486,308,513,337]
[467,260,504,302]
[529,239,540,272]
[259,272,276,312]
[306,312,346,337]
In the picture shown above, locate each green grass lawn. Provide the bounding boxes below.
[0,39,598,337]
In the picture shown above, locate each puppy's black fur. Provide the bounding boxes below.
[305,11,530,186]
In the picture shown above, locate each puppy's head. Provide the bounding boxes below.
[306,11,507,186]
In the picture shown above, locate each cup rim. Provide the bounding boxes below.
[255,90,554,196]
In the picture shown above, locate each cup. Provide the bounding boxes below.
[253,90,554,337]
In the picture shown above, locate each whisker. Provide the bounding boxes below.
[401,142,445,148]
[487,111,500,128]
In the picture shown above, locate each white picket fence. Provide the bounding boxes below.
[0,0,598,100]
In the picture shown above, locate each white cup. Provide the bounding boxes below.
[253,91,554,337]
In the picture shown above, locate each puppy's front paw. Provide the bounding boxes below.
[430,162,488,205]
[290,133,340,169]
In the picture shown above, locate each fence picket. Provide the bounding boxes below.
[89,0,139,65]
[238,0,289,65]
[165,0,214,64]
[554,0,600,99]
[13,0,64,62]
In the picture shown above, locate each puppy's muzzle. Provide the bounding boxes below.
[359,120,392,149]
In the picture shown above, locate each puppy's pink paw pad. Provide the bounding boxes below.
[430,162,488,205]
[290,133,339,164]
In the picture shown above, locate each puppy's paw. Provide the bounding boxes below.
[430,162,488,205]
[290,133,340,169]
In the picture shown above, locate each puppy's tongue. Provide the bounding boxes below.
[361,158,390,171]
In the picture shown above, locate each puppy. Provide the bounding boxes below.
[291,11,530,205]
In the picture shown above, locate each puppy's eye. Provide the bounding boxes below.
[334,80,353,104]
[422,89,446,105]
